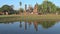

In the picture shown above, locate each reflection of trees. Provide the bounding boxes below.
[19,20,56,31]
[38,21,56,29]
[33,21,56,31]
[0,21,14,24]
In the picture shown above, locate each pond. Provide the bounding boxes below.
[0,20,60,34]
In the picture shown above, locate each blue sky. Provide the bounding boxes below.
[0,0,60,10]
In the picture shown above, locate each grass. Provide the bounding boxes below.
[0,14,60,22]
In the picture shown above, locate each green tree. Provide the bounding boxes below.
[1,5,14,14]
[20,2,22,9]
[56,7,60,14]
[20,8,24,13]
[2,5,13,12]
[38,21,56,29]
[37,1,57,14]
[0,8,3,12]
[20,2,22,6]
[25,4,27,10]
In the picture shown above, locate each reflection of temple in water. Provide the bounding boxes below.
[33,21,38,31]
[19,21,56,31]
[19,21,38,31]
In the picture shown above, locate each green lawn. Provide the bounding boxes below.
[0,14,60,22]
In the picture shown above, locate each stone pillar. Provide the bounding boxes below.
[33,3,38,15]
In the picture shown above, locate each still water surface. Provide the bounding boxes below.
[0,20,60,34]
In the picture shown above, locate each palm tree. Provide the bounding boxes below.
[20,2,22,14]
[24,4,27,15]
[25,4,27,10]
[20,2,22,7]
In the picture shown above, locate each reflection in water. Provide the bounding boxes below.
[25,21,27,30]
[33,21,38,31]
[0,20,60,34]
[19,20,57,31]
[20,21,22,28]
[40,21,56,29]
[0,20,57,31]
[0,22,14,24]
[28,21,32,29]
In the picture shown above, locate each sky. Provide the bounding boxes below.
[0,0,60,10]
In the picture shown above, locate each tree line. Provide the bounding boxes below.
[20,1,60,15]
[37,1,60,14]
[0,1,60,15]
[0,5,19,15]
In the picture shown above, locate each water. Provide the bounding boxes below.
[0,20,60,34]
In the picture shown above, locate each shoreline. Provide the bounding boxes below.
[0,15,60,22]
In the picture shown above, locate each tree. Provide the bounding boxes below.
[1,5,14,14]
[25,4,27,10]
[0,8,3,12]
[20,8,24,13]
[37,1,57,14]
[38,5,43,13]
[56,7,60,14]
[20,2,22,9]
[38,21,56,29]
[10,5,14,10]
[2,5,13,11]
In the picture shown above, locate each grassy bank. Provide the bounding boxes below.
[0,14,60,22]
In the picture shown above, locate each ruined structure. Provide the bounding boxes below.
[26,5,33,14]
[3,10,9,15]
[23,3,38,15]
[33,3,38,14]
[0,11,8,15]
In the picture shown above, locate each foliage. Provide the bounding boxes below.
[56,7,60,13]
[37,1,57,14]
[0,5,17,15]
[2,5,13,12]
[38,21,56,29]
[25,4,27,10]
[0,8,3,12]
[19,8,24,13]
[20,2,22,6]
